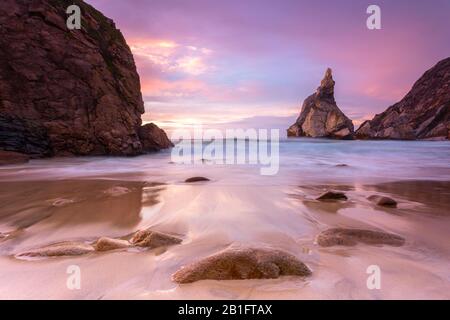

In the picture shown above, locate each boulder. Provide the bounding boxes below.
[0,150,29,165]
[185,177,211,183]
[16,241,95,258]
[130,229,182,248]
[316,191,348,201]
[356,57,450,140]
[172,247,312,284]
[94,237,130,251]
[287,68,354,139]
[368,195,397,207]
[138,123,174,152]
[316,228,405,247]
[0,0,170,157]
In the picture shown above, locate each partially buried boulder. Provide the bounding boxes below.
[172,247,312,284]
[185,177,211,183]
[130,229,182,248]
[368,195,397,208]
[316,191,348,201]
[94,237,130,251]
[287,68,354,139]
[16,241,95,258]
[316,228,405,247]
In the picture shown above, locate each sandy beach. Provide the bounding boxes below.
[0,139,449,299]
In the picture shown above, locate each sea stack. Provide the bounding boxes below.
[0,0,172,157]
[287,68,354,139]
[356,57,450,140]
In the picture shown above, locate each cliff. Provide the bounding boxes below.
[0,0,172,157]
[356,57,450,140]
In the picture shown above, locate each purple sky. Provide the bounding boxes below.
[87,0,450,131]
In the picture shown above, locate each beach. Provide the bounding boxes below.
[0,139,449,299]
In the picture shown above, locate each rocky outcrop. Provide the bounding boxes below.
[316,228,405,247]
[288,68,354,139]
[356,57,450,140]
[172,247,312,284]
[138,123,173,151]
[0,0,172,157]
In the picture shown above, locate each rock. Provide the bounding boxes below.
[185,177,211,183]
[355,57,450,140]
[172,247,311,284]
[287,68,354,139]
[16,241,95,258]
[130,229,182,248]
[316,191,348,201]
[0,0,170,157]
[368,195,398,207]
[94,237,130,251]
[139,123,174,152]
[0,150,29,165]
[316,228,405,247]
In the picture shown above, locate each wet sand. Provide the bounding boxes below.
[0,176,449,299]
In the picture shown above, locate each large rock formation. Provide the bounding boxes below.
[0,0,172,157]
[287,68,354,139]
[356,57,450,140]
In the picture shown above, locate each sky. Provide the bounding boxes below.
[87,0,450,132]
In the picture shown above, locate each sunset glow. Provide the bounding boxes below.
[87,0,450,131]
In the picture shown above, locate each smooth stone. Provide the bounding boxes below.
[316,228,405,247]
[94,237,130,251]
[316,191,348,201]
[172,247,312,284]
[368,195,398,207]
[17,241,95,258]
[185,177,210,183]
[130,229,182,248]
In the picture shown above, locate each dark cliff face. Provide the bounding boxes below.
[356,57,450,140]
[0,0,172,157]
[287,68,354,139]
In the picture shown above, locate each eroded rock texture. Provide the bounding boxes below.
[172,247,312,284]
[0,0,171,157]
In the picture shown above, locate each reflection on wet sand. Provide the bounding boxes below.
[365,180,450,215]
[0,180,166,231]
